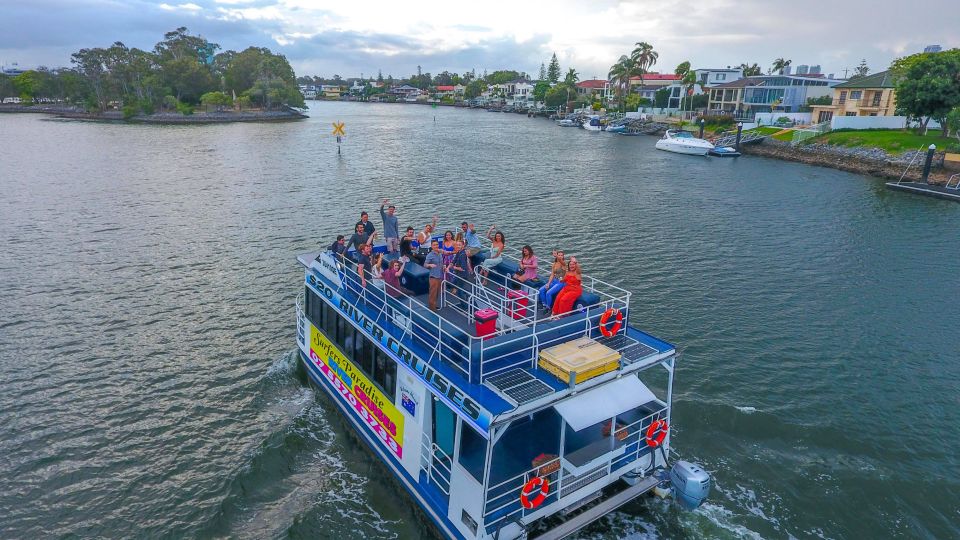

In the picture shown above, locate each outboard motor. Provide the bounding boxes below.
[669,461,711,510]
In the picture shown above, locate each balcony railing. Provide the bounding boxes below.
[833,97,884,108]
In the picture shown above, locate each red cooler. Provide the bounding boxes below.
[475,308,498,338]
[507,290,529,320]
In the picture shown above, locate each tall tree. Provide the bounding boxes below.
[771,58,792,75]
[547,53,561,84]
[563,68,579,86]
[630,42,658,92]
[738,63,762,76]
[891,50,960,135]
[852,59,870,80]
[539,62,547,81]
[608,55,635,112]
[71,47,112,110]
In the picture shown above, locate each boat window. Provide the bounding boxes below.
[373,347,397,396]
[323,302,337,339]
[357,332,374,374]
[458,423,487,483]
[336,316,347,350]
[343,324,355,359]
[304,286,323,326]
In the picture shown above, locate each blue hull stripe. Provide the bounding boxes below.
[300,350,465,540]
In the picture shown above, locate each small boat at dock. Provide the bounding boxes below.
[655,130,714,156]
[582,115,602,132]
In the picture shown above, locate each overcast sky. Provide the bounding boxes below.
[2,0,957,80]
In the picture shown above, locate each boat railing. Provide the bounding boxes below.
[481,404,669,532]
[335,259,477,381]
[488,239,633,310]
[321,252,635,389]
[420,432,453,495]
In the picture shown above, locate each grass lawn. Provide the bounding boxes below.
[809,129,960,153]
[742,126,796,142]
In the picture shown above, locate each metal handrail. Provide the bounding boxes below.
[946,174,960,190]
[481,405,668,529]
[323,250,633,389]
[897,146,928,185]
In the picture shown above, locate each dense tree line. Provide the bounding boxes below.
[0,27,304,115]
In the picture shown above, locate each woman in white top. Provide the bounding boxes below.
[370,253,385,290]
[479,228,506,285]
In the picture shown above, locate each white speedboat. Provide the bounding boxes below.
[557,118,578,127]
[655,130,714,155]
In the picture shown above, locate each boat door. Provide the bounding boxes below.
[428,397,456,496]
[432,397,456,457]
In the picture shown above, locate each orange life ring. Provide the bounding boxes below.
[519,476,550,509]
[645,419,669,448]
[598,308,623,337]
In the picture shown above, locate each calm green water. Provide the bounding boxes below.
[1,102,958,539]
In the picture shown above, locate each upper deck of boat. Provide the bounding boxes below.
[296,239,676,427]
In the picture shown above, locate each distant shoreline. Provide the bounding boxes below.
[0,104,308,124]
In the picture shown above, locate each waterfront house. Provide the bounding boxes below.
[808,70,898,123]
[349,81,366,95]
[321,84,344,99]
[388,84,421,98]
[693,68,744,88]
[707,74,843,118]
[628,73,679,103]
[576,80,610,101]
[664,82,704,109]
[707,78,761,114]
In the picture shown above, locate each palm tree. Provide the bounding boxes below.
[771,58,792,75]
[608,56,634,113]
[679,71,698,115]
[630,41,659,92]
[738,63,762,76]
[563,68,579,86]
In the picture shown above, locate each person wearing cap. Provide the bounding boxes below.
[380,199,400,253]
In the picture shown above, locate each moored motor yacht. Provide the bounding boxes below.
[655,130,714,155]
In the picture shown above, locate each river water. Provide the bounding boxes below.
[1,102,958,539]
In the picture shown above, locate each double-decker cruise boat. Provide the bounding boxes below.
[294,234,710,539]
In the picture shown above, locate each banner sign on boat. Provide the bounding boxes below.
[308,323,405,458]
[306,272,493,434]
[311,251,344,289]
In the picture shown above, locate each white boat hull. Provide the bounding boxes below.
[655,139,711,155]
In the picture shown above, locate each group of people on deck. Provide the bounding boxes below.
[326,201,583,316]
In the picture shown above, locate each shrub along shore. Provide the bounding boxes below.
[0,103,307,123]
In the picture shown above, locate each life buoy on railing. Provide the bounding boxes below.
[598,308,623,337]
[519,476,550,509]
[645,419,669,448]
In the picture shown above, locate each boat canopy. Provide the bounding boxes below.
[553,375,657,431]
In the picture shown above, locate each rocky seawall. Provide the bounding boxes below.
[0,104,307,123]
[742,140,952,184]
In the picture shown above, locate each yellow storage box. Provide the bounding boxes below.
[539,337,621,385]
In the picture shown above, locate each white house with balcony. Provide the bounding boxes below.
[694,68,744,88]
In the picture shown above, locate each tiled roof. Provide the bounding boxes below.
[435,85,455,91]
[628,73,679,81]
[834,70,897,89]
[576,79,608,89]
